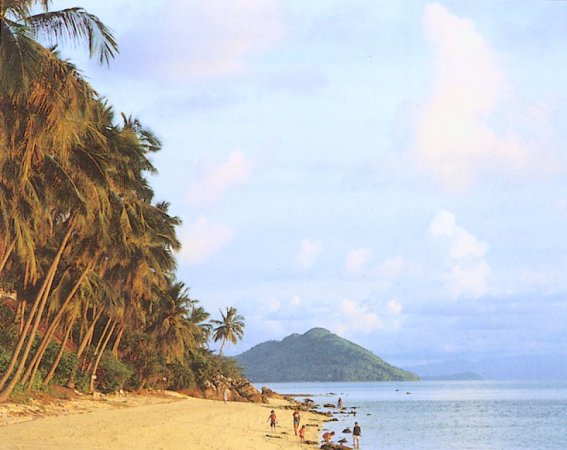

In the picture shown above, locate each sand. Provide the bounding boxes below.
[0,393,325,449]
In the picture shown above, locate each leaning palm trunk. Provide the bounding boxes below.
[111,321,125,357]
[86,316,112,373]
[0,219,74,394]
[76,307,103,360]
[0,237,16,275]
[0,220,74,400]
[20,263,92,385]
[66,307,102,389]
[88,320,116,393]
[42,317,75,386]
[16,300,26,336]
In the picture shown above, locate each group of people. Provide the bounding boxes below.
[267,403,362,448]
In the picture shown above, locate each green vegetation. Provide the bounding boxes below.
[236,328,419,382]
[0,1,245,401]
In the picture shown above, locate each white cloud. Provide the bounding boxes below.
[291,295,302,306]
[187,151,252,206]
[267,297,282,312]
[339,298,383,334]
[386,299,403,316]
[415,3,529,189]
[178,218,234,264]
[429,209,491,297]
[374,255,405,279]
[295,239,322,269]
[118,0,286,80]
[344,248,374,273]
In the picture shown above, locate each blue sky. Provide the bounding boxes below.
[51,1,567,370]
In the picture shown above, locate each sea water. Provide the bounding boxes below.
[261,380,567,449]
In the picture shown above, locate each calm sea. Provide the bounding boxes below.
[261,380,567,449]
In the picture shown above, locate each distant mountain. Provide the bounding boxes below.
[403,354,567,380]
[235,328,419,382]
[420,372,485,381]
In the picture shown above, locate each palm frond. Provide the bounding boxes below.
[24,7,118,65]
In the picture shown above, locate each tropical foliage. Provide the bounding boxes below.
[0,1,244,401]
[211,307,245,355]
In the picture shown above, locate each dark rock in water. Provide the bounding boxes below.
[324,403,336,408]
[304,398,315,404]
[338,438,348,444]
[406,392,411,394]
[366,413,372,416]
[320,444,352,450]
[329,417,339,421]
[342,428,352,433]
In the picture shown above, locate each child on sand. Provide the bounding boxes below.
[322,431,335,443]
[268,410,278,431]
[292,408,301,435]
[298,425,306,442]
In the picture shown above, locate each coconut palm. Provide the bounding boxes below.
[210,307,245,355]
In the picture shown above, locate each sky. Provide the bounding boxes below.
[49,1,567,374]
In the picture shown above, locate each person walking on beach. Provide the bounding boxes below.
[298,425,306,442]
[353,421,362,449]
[292,408,301,435]
[223,388,230,404]
[268,410,278,431]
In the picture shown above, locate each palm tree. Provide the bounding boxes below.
[0,2,117,401]
[210,307,245,355]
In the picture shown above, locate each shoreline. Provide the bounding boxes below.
[0,391,326,449]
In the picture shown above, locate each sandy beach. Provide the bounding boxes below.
[0,393,324,449]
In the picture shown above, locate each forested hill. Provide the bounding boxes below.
[235,328,418,382]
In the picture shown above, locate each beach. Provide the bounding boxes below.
[0,393,324,449]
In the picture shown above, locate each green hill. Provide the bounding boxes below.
[235,328,419,382]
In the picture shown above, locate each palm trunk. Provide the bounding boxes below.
[16,300,26,336]
[0,237,16,275]
[66,307,103,389]
[42,318,75,386]
[20,263,92,385]
[89,320,116,394]
[86,317,112,373]
[111,322,125,357]
[0,220,74,401]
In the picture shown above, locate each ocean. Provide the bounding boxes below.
[261,380,567,449]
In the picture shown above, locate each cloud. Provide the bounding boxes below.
[344,248,374,274]
[187,151,252,207]
[429,209,491,297]
[291,295,302,306]
[178,218,234,264]
[117,0,286,81]
[414,3,529,189]
[295,239,322,269]
[338,298,383,334]
[374,255,405,279]
[386,299,403,316]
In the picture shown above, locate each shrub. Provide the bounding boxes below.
[0,345,10,373]
[165,362,196,390]
[96,352,133,393]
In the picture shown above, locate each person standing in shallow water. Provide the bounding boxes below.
[292,408,301,435]
[353,421,362,449]
[337,397,343,410]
